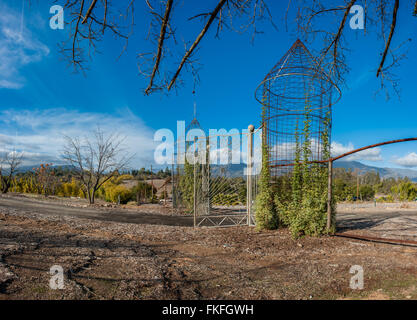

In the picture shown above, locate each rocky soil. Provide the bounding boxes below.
[1,194,417,300]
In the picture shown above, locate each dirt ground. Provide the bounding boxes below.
[1,193,417,300]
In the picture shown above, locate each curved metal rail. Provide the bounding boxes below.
[333,233,417,247]
[270,137,417,168]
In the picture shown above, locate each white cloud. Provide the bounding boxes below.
[0,3,49,89]
[0,108,157,168]
[331,142,382,162]
[393,152,417,168]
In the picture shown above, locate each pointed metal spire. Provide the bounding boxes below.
[186,101,202,132]
[193,101,196,119]
[255,38,341,111]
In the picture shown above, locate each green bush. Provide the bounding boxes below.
[270,107,333,238]
[131,181,157,202]
[212,193,240,206]
[359,184,375,201]
[391,181,417,201]
[113,174,134,185]
[255,138,278,230]
[104,185,133,204]
[56,178,84,198]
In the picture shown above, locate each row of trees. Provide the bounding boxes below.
[0,128,168,205]
[334,168,417,202]
[8,172,159,205]
[174,153,248,212]
[130,167,171,180]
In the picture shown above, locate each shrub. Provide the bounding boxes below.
[271,107,333,238]
[131,181,156,202]
[255,141,278,230]
[113,174,134,185]
[212,193,240,206]
[104,185,133,204]
[358,184,375,201]
[391,181,417,201]
[56,178,83,197]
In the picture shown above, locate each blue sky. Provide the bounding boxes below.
[0,0,416,169]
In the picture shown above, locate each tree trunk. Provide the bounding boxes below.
[87,188,93,204]
[1,177,10,194]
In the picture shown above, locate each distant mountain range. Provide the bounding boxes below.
[333,160,417,182]
[17,164,70,173]
[17,161,417,182]
[209,161,417,182]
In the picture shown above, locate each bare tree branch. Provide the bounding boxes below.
[295,0,410,99]
[144,0,174,95]
[167,0,227,91]
[82,0,98,24]
[377,0,399,77]
[0,150,24,194]
[55,0,412,97]
[60,0,134,72]
[62,128,133,204]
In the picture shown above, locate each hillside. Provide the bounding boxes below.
[333,160,417,181]
[210,161,417,182]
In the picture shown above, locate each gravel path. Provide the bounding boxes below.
[0,195,193,227]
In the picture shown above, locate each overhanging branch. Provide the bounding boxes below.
[167,0,227,91]
[145,0,174,95]
[377,0,399,77]
[82,0,98,24]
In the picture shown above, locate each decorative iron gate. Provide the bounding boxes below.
[172,127,261,227]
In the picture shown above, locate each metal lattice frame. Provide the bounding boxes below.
[172,128,261,228]
[255,39,341,176]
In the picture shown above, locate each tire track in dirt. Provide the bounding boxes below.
[0,247,24,294]
[148,245,204,300]
[66,250,99,299]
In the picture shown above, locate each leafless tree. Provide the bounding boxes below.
[62,128,133,204]
[55,0,415,97]
[33,163,57,196]
[0,150,24,194]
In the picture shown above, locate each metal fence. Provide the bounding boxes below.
[172,126,261,227]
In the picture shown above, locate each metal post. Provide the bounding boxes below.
[202,138,210,215]
[193,137,197,227]
[151,165,154,201]
[356,172,359,201]
[247,125,254,226]
[326,160,333,231]
[171,154,175,207]
[164,183,167,205]
[207,138,210,215]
